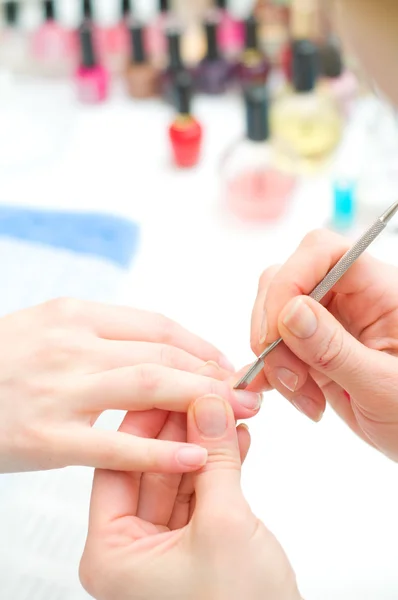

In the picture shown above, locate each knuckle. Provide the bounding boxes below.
[159,344,179,368]
[258,264,280,291]
[135,363,162,393]
[153,313,177,345]
[313,326,346,372]
[44,297,84,324]
[36,329,84,368]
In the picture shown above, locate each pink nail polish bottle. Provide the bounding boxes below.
[212,0,244,57]
[31,0,77,77]
[75,21,109,104]
[95,0,131,73]
[221,86,296,223]
[147,0,179,67]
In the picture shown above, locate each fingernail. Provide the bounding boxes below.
[282,299,318,339]
[199,360,222,373]
[218,356,235,372]
[275,367,299,392]
[238,423,249,432]
[234,390,262,410]
[291,395,324,422]
[194,396,228,438]
[176,445,208,467]
[259,310,268,345]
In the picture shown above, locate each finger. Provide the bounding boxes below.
[258,230,396,349]
[196,361,231,381]
[56,425,207,473]
[278,296,398,416]
[80,365,262,419]
[168,423,251,531]
[86,409,168,531]
[250,265,281,353]
[72,301,235,371]
[188,395,244,513]
[232,365,272,393]
[137,412,186,526]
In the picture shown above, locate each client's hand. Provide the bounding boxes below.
[80,393,301,600]
[0,299,260,473]
[250,229,398,461]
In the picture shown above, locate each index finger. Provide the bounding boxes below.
[259,228,393,347]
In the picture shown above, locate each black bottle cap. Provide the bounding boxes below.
[292,39,319,92]
[205,19,220,61]
[245,15,259,51]
[167,29,183,71]
[216,0,227,9]
[245,85,269,142]
[122,0,132,17]
[4,1,18,26]
[83,0,93,20]
[129,23,146,64]
[159,0,169,13]
[44,0,56,21]
[319,41,343,79]
[174,71,193,115]
[79,21,97,68]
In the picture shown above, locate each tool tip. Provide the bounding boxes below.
[380,200,398,223]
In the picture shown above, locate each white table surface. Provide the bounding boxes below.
[1,77,398,600]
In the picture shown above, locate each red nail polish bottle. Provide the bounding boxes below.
[168,73,203,169]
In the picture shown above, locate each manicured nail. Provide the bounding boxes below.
[282,299,318,339]
[275,367,299,392]
[218,356,235,372]
[194,396,228,438]
[234,390,262,410]
[176,445,208,467]
[291,395,324,422]
[259,310,268,345]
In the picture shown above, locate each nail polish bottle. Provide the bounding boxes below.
[0,1,27,72]
[168,72,203,169]
[254,0,290,65]
[330,178,357,234]
[237,15,271,88]
[75,21,109,104]
[95,0,130,74]
[148,0,178,67]
[213,0,244,57]
[221,86,296,223]
[31,1,75,77]
[271,40,343,168]
[162,28,187,103]
[196,18,232,95]
[125,22,160,99]
[318,38,358,118]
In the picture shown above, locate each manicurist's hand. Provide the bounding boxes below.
[0,298,261,473]
[251,229,398,461]
[80,391,301,600]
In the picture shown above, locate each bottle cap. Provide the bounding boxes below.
[245,15,259,51]
[79,21,97,67]
[4,1,19,26]
[44,0,56,21]
[292,39,319,92]
[245,85,269,142]
[174,71,193,115]
[82,0,93,20]
[129,23,146,64]
[216,0,227,9]
[332,178,356,231]
[159,0,170,13]
[122,0,132,18]
[205,18,220,61]
[319,41,343,79]
[167,29,183,71]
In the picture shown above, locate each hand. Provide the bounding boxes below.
[0,298,261,473]
[251,229,398,461]
[80,393,301,600]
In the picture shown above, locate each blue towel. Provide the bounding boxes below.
[0,206,140,269]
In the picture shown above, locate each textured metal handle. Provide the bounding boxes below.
[309,220,385,302]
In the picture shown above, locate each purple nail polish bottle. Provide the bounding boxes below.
[196,18,232,95]
[237,14,270,88]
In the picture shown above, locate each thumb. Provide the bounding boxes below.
[187,395,244,513]
[278,296,388,401]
